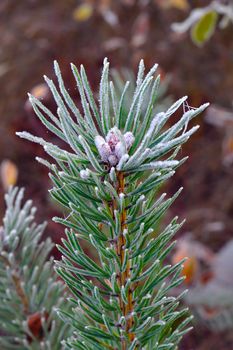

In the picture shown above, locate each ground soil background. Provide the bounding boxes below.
[0,1,233,349]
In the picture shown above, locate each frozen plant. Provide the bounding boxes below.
[0,187,71,349]
[17,58,209,349]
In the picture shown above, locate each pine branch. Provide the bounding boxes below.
[16,59,209,349]
[0,187,71,349]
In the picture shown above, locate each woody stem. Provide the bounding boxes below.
[116,172,135,349]
[0,255,29,313]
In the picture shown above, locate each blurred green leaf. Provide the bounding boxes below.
[191,11,218,46]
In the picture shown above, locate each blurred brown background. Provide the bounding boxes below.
[0,1,233,349]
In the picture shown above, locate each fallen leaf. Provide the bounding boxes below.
[73,3,93,22]
[0,160,18,191]
[191,11,218,46]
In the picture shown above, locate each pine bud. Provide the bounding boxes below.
[95,128,134,167]
[115,141,126,159]
[106,128,120,151]
[94,135,111,162]
[124,132,135,150]
[108,154,118,166]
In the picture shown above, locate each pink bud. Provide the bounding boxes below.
[115,141,125,160]
[106,128,120,151]
[124,132,135,150]
[108,154,118,166]
[95,129,134,166]
[95,135,111,162]
[95,135,105,148]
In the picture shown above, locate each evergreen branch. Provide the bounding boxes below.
[0,187,71,349]
[16,58,209,349]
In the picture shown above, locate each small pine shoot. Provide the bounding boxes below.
[17,59,209,349]
[0,187,70,349]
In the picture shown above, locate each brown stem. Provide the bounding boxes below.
[12,272,29,313]
[0,254,29,313]
[115,172,135,349]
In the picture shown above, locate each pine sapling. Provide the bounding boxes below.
[0,187,71,349]
[17,58,209,349]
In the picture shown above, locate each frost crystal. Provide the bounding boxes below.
[95,128,134,167]
[80,169,90,179]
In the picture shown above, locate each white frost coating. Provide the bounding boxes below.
[109,167,117,182]
[117,154,129,171]
[149,160,179,168]
[123,228,128,236]
[145,116,157,141]
[108,154,118,166]
[94,135,111,162]
[124,132,135,149]
[80,169,90,180]
[94,135,106,148]
[106,127,120,148]
[123,116,157,169]
[115,141,125,160]
[138,160,179,171]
